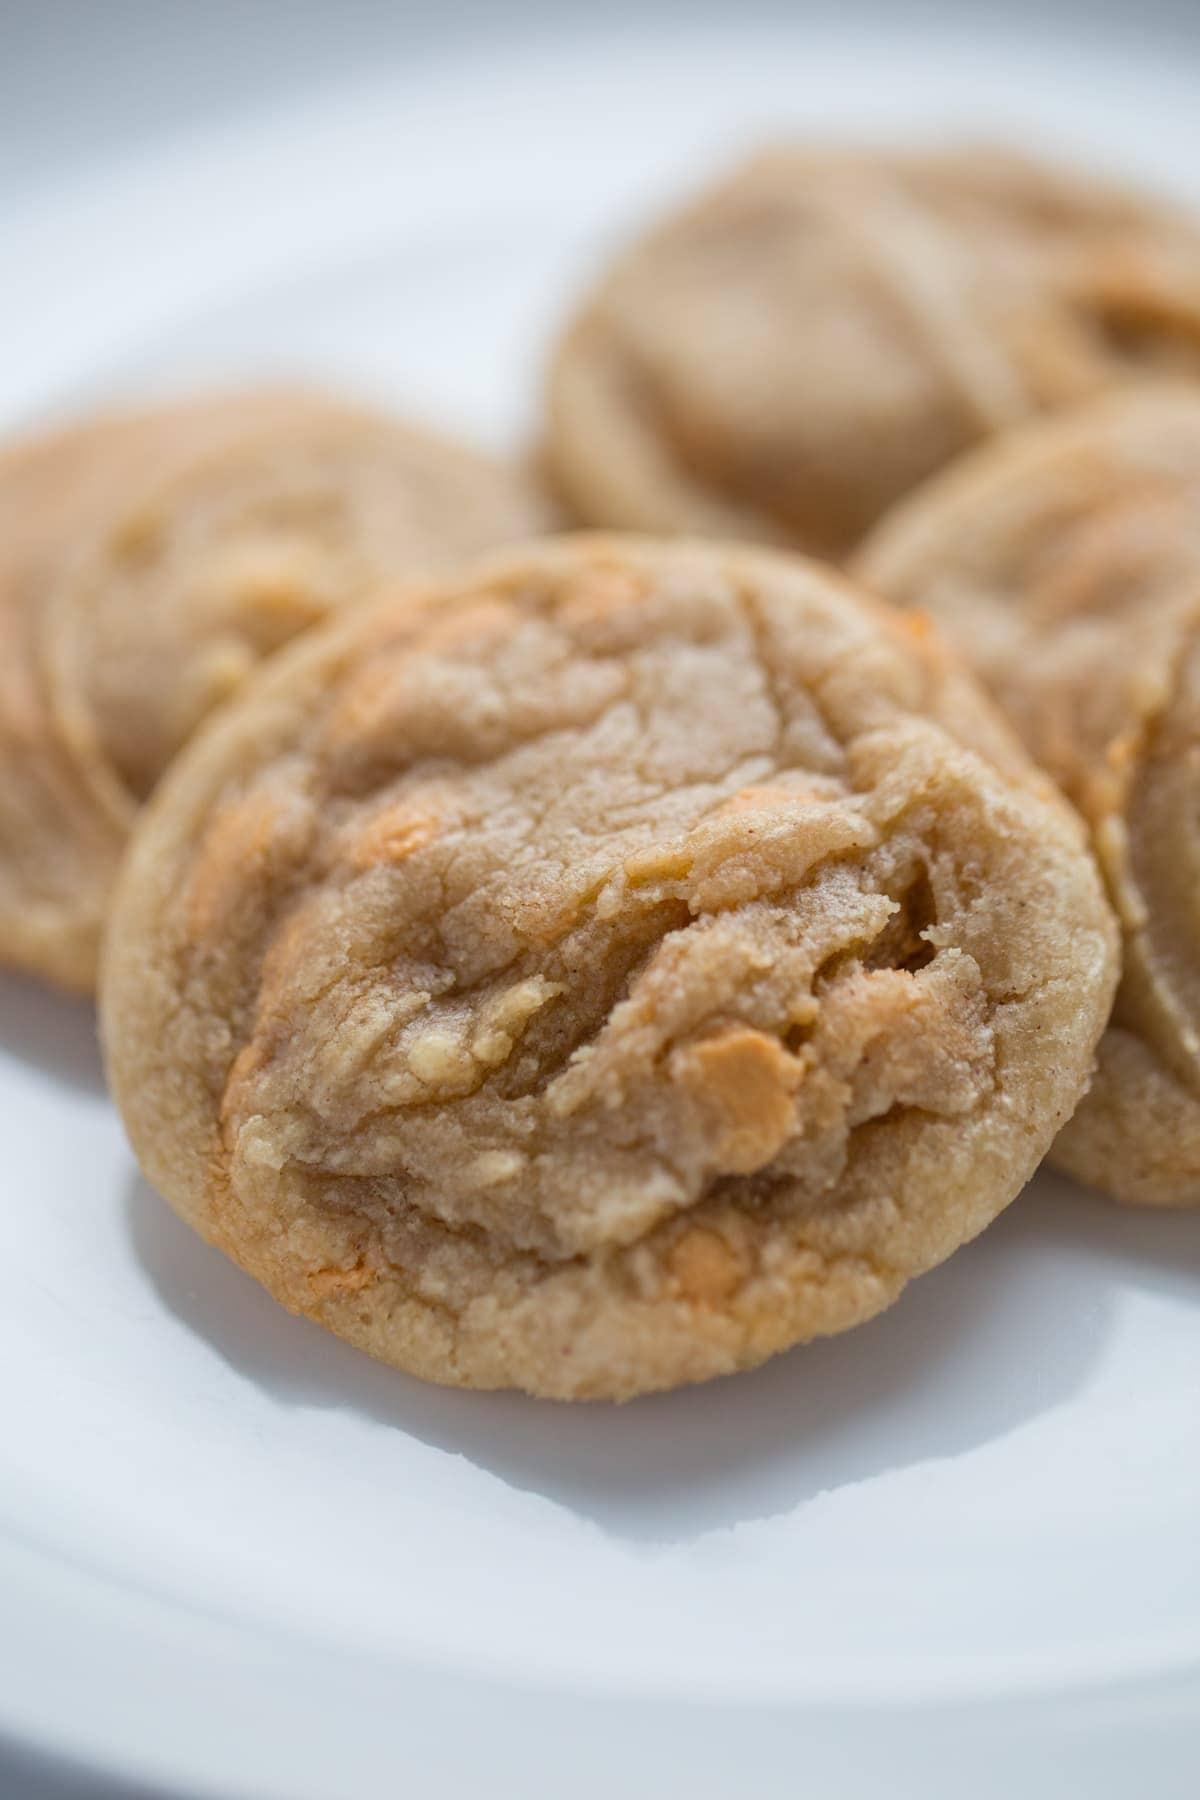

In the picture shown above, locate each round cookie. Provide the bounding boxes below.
[857,386,1200,1207]
[547,144,1200,558]
[102,537,1117,1399]
[0,390,546,991]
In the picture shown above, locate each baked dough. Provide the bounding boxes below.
[0,390,546,989]
[102,537,1117,1396]
[547,145,1200,556]
[858,386,1200,1206]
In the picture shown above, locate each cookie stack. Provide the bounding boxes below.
[8,141,1200,1399]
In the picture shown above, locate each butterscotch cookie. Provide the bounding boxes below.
[102,538,1116,1398]
[0,420,134,991]
[0,391,351,989]
[0,390,546,990]
[547,145,1200,557]
[857,386,1200,1207]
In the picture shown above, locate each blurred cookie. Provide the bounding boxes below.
[102,537,1116,1398]
[0,419,135,991]
[857,386,1200,1206]
[0,389,547,990]
[1,392,357,988]
[547,144,1200,557]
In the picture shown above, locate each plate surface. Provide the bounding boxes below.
[1,6,1199,1796]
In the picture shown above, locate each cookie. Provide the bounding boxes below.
[2,393,360,989]
[0,389,547,990]
[0,420,134,991]
[547,145,1200,557]
[102,537,1117,1398]
[857,386,1200,1207]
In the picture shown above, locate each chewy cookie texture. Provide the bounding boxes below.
[102,539,1117,1399]
[547,145,1200,557]
[0,389,546,992]
[858,386,1200,1208]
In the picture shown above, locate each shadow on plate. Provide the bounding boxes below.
[125,1169,1197,1545]
[0,970,105,1095]
[0,1734,161,1800]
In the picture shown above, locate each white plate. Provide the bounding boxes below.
[2,7,1199,1796]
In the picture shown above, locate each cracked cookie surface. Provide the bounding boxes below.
[858,386,1200,1206]
[102,537,1117,1397]
[0,389,545,990]
[547,145,1200,558]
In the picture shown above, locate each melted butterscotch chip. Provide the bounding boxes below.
[667,1228,748,1307]
[103,538,1116,1397]
[0,388,546,991]
[307,1262,377,1303]
[671,1028,806,1176]
[859,385,1200,1207]
[547,144,1200,557]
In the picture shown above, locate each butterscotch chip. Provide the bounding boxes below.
[0,388,547,991]
[671,1027,805,1175]
[102,538,1116,1398]
[858,385,1200,1207]
[546,144,1200,557]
